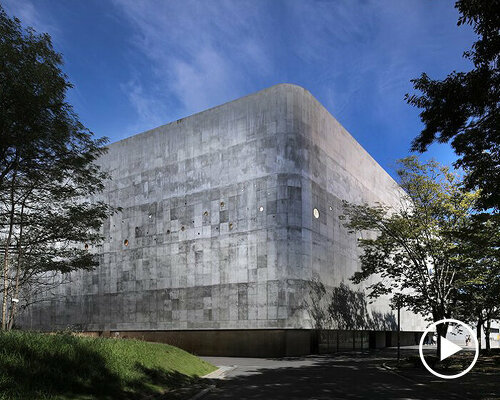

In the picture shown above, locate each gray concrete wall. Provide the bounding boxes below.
[20,84,426,343]
[282,85,425,332]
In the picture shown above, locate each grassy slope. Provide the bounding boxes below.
[0,331,216,400]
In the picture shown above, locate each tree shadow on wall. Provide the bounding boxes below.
[329,282,397,330]
[306,278,397,331]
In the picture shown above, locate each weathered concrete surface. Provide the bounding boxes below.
[20,84,426,352]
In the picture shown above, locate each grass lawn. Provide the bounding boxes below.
[0,330,217,400]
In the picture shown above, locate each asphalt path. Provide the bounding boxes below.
[201,351,471,400]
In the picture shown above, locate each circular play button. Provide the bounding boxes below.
[419,318,479,379]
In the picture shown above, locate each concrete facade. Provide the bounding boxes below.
[21,84,426,354]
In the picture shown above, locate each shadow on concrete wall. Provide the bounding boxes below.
[329,282,396,331]
[306,278,397,332]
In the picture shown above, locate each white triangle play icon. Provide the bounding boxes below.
[440,336,463,361]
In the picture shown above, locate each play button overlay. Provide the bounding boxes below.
[440,336,463,361]
[419,318,479,379]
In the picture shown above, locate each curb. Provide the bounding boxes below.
[202,366,232,379]
[188,366,235,400]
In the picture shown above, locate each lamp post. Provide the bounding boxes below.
[393,294,403,363]
[397,302,401,363]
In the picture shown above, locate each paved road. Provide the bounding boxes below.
[201,351,468,400]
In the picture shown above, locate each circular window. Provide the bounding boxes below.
[123,239,129,246]
[84,243,89,250]
[220,201,225,207]
[181,226,185,231]
[229,223,233,230]
[329,206,333,211]
[313,208,320,219]
[259,206,264,212]
[203,211,209,216]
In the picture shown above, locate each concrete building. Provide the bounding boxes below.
[22,84,426,356]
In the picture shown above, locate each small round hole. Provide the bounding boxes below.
[167,229,171,234]
[203,211,208,216]
[220,201,225,207]
[329,206,333,211]
[259,206,264,212]
[181,226,185,231]
[84,243,89,250]
[124,239,129,246]
[229,223,233,230]
[148,214,152,219]
[313,208,320,219]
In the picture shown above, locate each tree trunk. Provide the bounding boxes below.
[484,320,491,352]
[7,263,20,331]
[435,321,449,358]
[1,170,17,330]
[1,201,16,330]
[1,244,10,330]
[7,202,24,331]
[476,317,483,352]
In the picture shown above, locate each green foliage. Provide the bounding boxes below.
[406,0,500,211]
[0,331,216,399]
[342,157,479,324]
[0,6,117,329]
[454,213,500,349]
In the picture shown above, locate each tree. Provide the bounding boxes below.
[406,0,500,211]
[342,157,479,355]
[455,214,500,351]
[0,7,114,330]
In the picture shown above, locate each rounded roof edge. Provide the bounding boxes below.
[109,83,313,147]
[266,82,311,95]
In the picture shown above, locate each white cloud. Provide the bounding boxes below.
[170,47,234,113]
[113,0,274,124]
[286,0,472,127]
[121,79,167,133]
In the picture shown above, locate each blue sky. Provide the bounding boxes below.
[3,0,476,176]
